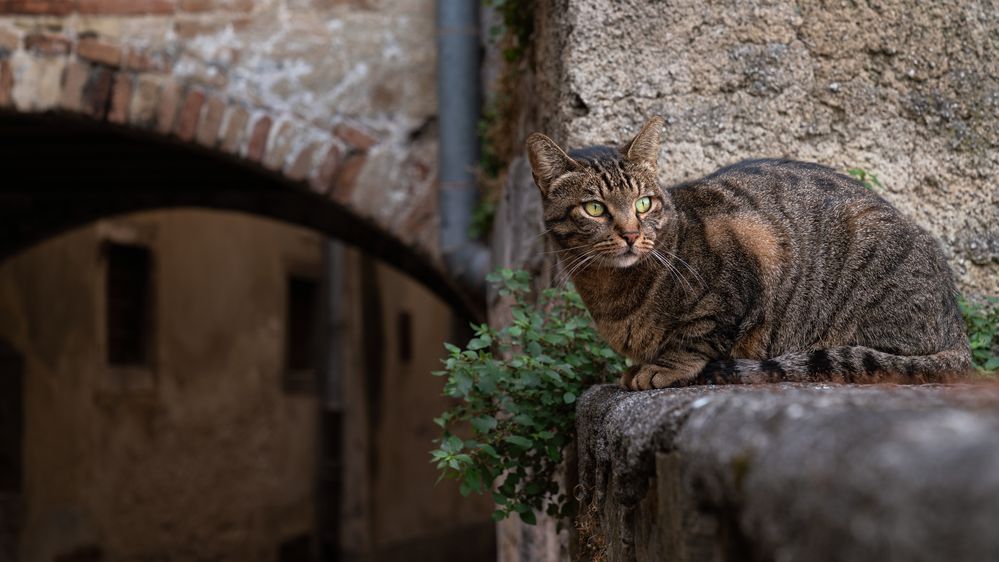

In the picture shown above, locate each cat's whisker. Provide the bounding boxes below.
[651,248,695,296]
[557,246,605,287]
[554,247,601,287]
[648,250,682,294]
[662,249,706,289]
[559,253,600,289]
[540,242,593,256]
[570,254,601,285]
[534,227,553,239]
[653,248,697,296]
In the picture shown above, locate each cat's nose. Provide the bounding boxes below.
[621,231,640,246]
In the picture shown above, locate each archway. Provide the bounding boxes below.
[0,112,478,320]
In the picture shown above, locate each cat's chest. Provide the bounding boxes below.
[580,286,661,363]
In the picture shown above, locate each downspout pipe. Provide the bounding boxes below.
[437,0,491,300]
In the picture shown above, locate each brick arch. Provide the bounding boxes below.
[0,31,384,206]
[0,28,474,316]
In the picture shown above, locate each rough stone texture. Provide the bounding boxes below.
[530,0,998,296]
[576,383,999,562]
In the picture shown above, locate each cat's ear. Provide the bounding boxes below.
[622,116,665,171]
[526,133,579,196]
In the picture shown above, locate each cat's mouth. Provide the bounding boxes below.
[609,247,644,268]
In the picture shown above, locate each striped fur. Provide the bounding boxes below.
[525,117,972,389]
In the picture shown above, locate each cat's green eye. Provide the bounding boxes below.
[635,196,652,213]
[583,201,606,217]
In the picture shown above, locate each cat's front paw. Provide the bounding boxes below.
[624,364,698,390]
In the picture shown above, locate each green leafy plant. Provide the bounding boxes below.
[431,269,627,524]
[483,0,534,63]
[958,295,999,374]
[469,197,497,241]
[846,167,884,191]
[472,0,535,242]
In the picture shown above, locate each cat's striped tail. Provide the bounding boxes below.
[697,345,974,385]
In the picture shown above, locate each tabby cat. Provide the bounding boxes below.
[526,116,972,389]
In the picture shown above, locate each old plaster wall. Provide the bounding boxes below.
[337,247,496,562]
[0,210,323,562]
[528,0,998,295]
[0,209,496,562]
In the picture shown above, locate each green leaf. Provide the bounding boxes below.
[467,336,492,350]
[442,435,463,453]
[513,413,534,427]
[431,267,629,524]
[491,510,506,522]
[505,435,533,448]
[477,443,500,458]
[471,416,498,433]
[518,510,537,525]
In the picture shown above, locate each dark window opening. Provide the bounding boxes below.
[397,311,412,363]
[54,545,103,562]
[285,275,319,393]
[0,345,22,493]
[105,243,152,366]
[277,533,313,562]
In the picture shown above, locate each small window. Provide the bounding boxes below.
[0,342,22,494]
[285,275,319,393]
[277,533,312,562]
[105,243,152,367]
[397,311,412,363]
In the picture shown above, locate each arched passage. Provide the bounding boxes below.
[0,114,497,559]
[0,112,478,320]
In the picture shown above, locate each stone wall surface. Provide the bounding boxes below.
[576,383,999,562]
[0,0,442,270]
[527,0,998,295]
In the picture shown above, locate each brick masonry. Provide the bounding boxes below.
[0,0,443,274]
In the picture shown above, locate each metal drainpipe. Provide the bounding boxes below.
[437,0,491,300]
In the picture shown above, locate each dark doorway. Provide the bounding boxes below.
[0,339,23,561]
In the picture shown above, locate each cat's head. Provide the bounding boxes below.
[526,116,673,269]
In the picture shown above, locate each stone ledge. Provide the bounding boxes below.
[576,383,999,562]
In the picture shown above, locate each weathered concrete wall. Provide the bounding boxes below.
[0,210,324,561]
[576,383,999,562]
[522,0,998,295]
